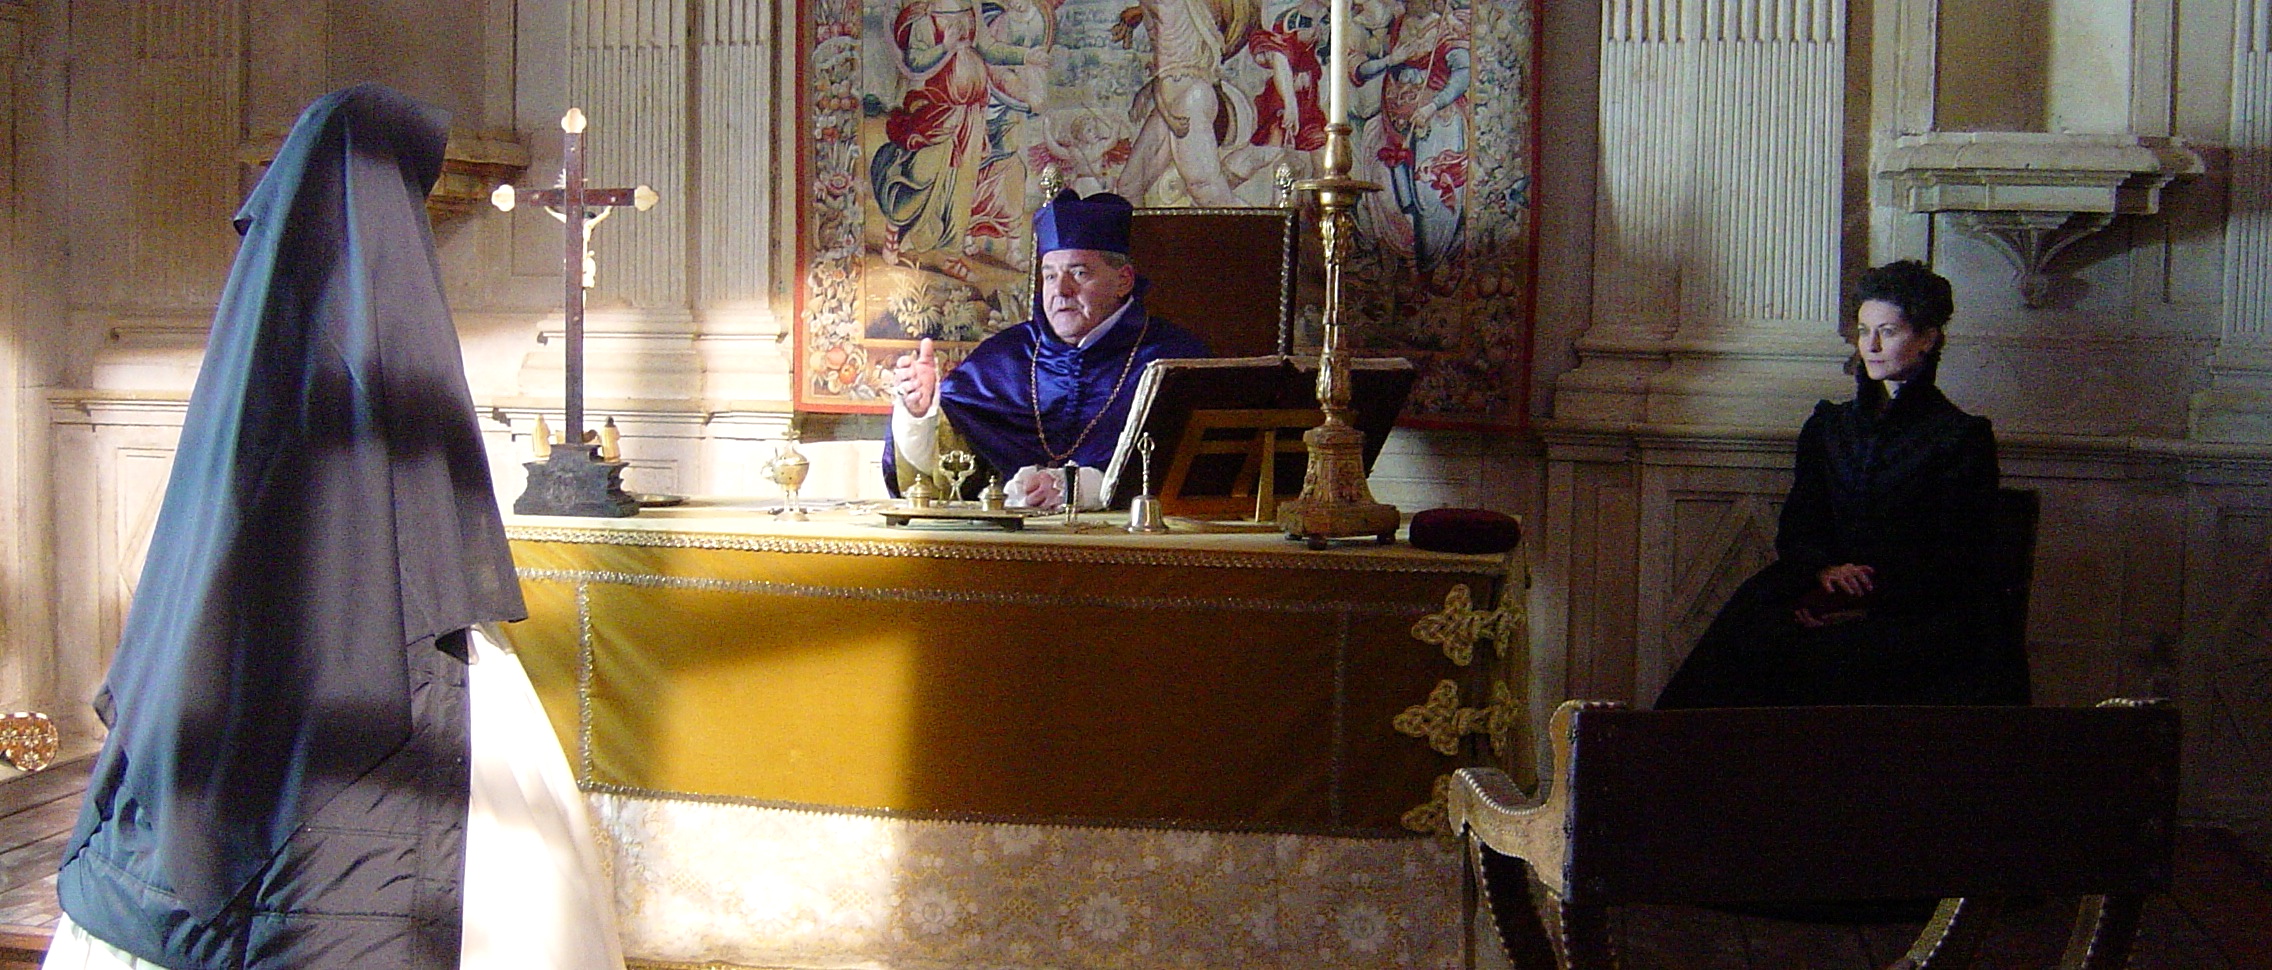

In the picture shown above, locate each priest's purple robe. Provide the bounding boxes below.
[886,294,1208,498]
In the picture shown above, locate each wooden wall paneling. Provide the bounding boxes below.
[2181,470,2272,833]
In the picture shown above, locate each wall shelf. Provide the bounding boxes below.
[1878,132,2202,306]
[239,128,529,224]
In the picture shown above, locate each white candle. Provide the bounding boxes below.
[1328,0,1351,126]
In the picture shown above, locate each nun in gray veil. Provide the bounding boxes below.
[48,83,622,970]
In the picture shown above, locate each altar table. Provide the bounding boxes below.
[494,502,1526,969]
[498,502,1521,833]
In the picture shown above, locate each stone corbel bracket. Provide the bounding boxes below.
[1878,131,2203,306]
[239,127,530,224]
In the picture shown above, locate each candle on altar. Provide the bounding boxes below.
[1327,0,1351,125]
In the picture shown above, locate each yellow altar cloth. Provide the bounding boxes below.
[497,502,1518,836]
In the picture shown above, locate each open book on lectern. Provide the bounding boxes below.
[1100,355,1417,513]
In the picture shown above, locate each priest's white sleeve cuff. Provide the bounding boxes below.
[891,395,943,477]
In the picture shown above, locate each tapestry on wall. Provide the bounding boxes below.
[796,0,1536,425]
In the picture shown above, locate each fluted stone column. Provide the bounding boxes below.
[1556,0,1853,429]
[690,0,797,439]
[1534,0,1859,716]
[71,0,245,316]
[505,0,798,497]
[2198,0,2272,443]
[569,3,689,311]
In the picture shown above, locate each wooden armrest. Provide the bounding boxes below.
[1449,699,1627,901]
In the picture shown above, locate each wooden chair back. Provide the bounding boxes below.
[1032,167,1302,359]
[1986,487,2041,703]
[1450,699,2181,969]
[1125,206,1301,358]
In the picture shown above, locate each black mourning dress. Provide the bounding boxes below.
[1655,372,2026,709]
[55,84,524,969]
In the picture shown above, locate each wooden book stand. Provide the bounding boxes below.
[1155,407,1321,520]
[1450,699,2180,970]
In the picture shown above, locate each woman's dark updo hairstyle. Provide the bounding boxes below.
[1850,260,1955,392]
[1854,259,1954,335]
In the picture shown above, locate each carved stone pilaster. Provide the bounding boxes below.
[508,1,796,430]
[1557,0,1853,429]
[2199,0,2272,443]
[566,1,688,311]
[77,1,245,311]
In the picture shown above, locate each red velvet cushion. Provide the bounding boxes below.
[1409,507,1522,554]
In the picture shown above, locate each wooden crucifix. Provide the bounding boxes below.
[492,107,658,517]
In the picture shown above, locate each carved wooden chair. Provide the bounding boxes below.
[1986,487,2041,703]
[1449,699,2180,970]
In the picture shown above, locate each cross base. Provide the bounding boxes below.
[515,444,641,517]
[1275,419,1400,550]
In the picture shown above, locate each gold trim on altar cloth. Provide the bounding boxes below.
[504,520,1508,576]
[517,566,1446,618]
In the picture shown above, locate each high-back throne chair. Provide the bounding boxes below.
[1033,166,1303,358]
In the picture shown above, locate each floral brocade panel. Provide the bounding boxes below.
[600,793,1465,970]
[798,0,1537,424]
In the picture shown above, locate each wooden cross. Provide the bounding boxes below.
[491,108,657,449]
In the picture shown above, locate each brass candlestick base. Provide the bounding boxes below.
[1277,421,1400,549]
[1279,123,1400,550]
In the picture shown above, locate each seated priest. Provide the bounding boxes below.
[886,190,1209,508]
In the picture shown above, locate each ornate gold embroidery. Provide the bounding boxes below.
[506,525,1508,576]
[1410,583,1524,666]
[1394,679,1521,760]
[1392,681,1465,756]
[1400,774,1453,838]
[1482,680,1520,761]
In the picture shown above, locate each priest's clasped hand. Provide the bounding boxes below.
[892,337,939,416]
[1005,464,1104,510]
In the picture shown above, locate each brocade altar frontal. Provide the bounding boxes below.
[497,506,1514,835]
[594,791,1465,970]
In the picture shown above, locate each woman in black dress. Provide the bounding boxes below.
[1656,260,2026,708]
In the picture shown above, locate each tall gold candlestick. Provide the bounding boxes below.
[1279,123,1401,550]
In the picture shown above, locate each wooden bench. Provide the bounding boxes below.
[1449,699,2181,969]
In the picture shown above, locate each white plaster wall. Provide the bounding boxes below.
[2048,0,2135,133]
[3,0,74,739]
[0,1,37,717]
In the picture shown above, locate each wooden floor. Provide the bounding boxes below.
[0,758,89,931]
[1609,826,2272,968]
[0,759,2265,969]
